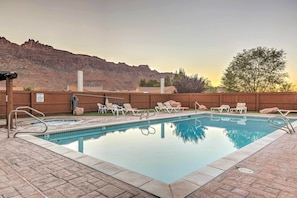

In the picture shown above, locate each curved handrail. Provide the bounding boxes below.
[14,106,45,129]
[268,115,295,134]
[8,110,48,138]
[195,102,200,112]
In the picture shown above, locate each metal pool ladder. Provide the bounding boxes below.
[268,115,295,134]
[7,106,48,138]
[195,101,200,112]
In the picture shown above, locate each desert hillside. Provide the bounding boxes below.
[0,37,172,91]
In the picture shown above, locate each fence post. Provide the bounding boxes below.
[189,93,192,108]
[129,93,131,105]
[30,91,34,110]
[256,92,259,111]
[149,94,152,109]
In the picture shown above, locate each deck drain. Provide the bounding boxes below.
[237,167,254,174]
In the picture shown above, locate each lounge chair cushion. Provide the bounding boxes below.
[166,100,181,107]
[73,107,84,115]
[198,105,207,110]
[259,107,279,114]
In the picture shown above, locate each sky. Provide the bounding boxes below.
[1,0,297,86]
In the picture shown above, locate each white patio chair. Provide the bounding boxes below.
[155,102,171,113]
[97,103,107,114]
[123,103,145,116]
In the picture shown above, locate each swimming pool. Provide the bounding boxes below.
[38,114,282,184]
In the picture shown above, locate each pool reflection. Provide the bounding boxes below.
[39,114,275,152]
[171,115,273,148]
[172,119,207,144]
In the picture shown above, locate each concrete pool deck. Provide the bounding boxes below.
[1,111,297,197]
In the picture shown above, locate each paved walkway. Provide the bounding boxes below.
[0,115,158,198]
[188,132,297,198]
[0,132,157,197]
[1,113,297,197]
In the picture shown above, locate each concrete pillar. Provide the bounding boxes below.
[160,78,165,94]
[77,70,83,92]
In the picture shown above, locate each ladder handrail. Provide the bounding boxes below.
[8,109,48,138]
[195,102,200,112]
[268,115,295,134]
[14,106,45,129]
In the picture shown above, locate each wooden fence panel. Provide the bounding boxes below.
[13,91,31,107]
[1,90,297,118]
[259,92,297,110]
[31,92,72,114]
[190,93,221,109]
[130,93,151,109]
[104,93,129,104]
[1,91,32,117]
[169,94,191,107]
[150,94,169,109]
[221,93,258,111]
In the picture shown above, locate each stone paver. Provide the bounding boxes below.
[1,113,297,198]
[0,125,156,198]
[188,132,297,198]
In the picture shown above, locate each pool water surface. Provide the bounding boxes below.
[39,114,279,184]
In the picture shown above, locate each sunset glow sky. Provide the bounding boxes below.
[1,0,297,86]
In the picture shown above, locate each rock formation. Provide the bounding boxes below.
[0,37,172,91]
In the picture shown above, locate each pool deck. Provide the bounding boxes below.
[1,111,297,197]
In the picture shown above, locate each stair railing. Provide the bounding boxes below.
[7,107,48,138]
[195,102,200,112]
[268,115,295,134]
[14,106,45,129]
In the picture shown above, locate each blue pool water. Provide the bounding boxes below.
[39,114,282,183]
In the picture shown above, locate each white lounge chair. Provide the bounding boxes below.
[230,103,247,114]
[155,102,171,113]
[123,103,145,116]
[277,109,297,116]
[195,102,207,111]
[164,101,180,112]
[211,104,230,113]
[166,100,189,111]
[106,102,125,116]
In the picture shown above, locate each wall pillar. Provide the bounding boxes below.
[160,78,164,94]
[77,70,83,92]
